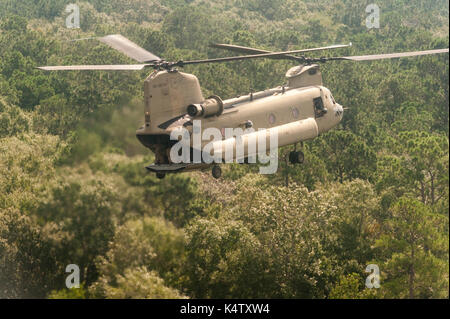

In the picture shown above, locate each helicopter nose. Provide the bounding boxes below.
[334,103,344,119]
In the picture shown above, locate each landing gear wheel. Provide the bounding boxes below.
[156,172,166,179]
[296,151,305,164]
[212,165,222,179]
[289,151,304,164]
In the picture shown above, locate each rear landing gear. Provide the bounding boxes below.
[156,172,166,179]
[212,165,222,179]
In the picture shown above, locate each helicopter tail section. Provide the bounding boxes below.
[143,70,204,133]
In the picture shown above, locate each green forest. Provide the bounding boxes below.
[0,0,448,299]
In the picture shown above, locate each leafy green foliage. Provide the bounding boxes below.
[374,198,449,298]
[48,284,88,299]
[0,0,448,299]
[0,208,60,298]
[329,273,378,299]
[96,267,186,299]
[311,130,377,183]
[89,217,186,298]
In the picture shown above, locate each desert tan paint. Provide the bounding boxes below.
[212,118,319,160]
[138,64,343,160]
[144,70,204,132]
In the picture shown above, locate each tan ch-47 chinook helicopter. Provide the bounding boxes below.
[39,35,449,179]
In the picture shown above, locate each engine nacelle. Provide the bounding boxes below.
[187,95,223,118]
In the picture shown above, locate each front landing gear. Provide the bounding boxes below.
[288,142,304,164]
[289,151,304,164]
[212,165,222,179]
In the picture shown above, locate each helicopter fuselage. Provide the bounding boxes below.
[136,64,343,166]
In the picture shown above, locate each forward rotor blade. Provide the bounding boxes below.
[211,43,279,55]
[181,46,448,67]
[180,44,351,66]
[38,64,149,71]
[211,43,300,61]
[330,48,449,62]
[211,43,352,56]
[208,43,352,62]
[98,34,161,63]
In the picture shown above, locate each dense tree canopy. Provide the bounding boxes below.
[0,0,448,299]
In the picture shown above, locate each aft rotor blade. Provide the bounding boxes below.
[329,48,449,62]
[99,34,161,63]
[38,64,149,71]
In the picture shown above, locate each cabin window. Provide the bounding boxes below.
[313,97,327,118]
[268,113,276,125]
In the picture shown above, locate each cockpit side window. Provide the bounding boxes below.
[313,97,327,118]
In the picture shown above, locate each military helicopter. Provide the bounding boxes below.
[38,35,449,179]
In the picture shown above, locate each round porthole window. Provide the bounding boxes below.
[292,107,299,119]
[268,113,276,125]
